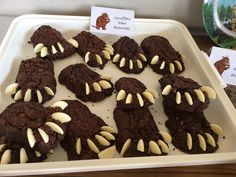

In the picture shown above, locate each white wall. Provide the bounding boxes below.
[0,0,203,28]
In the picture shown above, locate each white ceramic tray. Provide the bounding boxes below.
[0,14,236,176]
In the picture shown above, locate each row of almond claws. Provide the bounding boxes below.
[116,89,158,107]
[5,83,55,103]
[162,85,216,105]
[186,124,223,152]
[76,126,117,159]
[84,44,114,65]
[120,131,172,156]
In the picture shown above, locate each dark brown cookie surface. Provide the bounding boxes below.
[141,35,185,75]
[5,58,56,104]
[73,31,113,69]
[59,63,114,102]
[112,36,147,74]
[31,25,76,60]
[114,107,171,157]
[115,77,157,110]
[61,100,116,160]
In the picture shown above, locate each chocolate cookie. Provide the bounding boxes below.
[159,74,216,112]
[114,107,172,157]
[112,36,147,74]
[73,31,113,69]
[115,77,158,110]
[31,25,76,60]
[59,63,114,102]
[61,100,117,160]
[0,101,71,164]
[141,35,185,75]
[5,58,56,104]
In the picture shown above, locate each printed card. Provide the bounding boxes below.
[90,6,135,36]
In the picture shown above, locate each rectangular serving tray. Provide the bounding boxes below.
[0,14,236,176]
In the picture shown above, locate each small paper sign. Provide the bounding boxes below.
[209,46,236,85]
[90,6,135,36]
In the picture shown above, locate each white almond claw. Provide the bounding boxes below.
[14,89,23,101]
[160,61,165,70]
[142,91,155,104]
[162,85,172,95]
[51,45,57,54]
[76,138,82,155]
[119,57,126,68]
[200,86,216,99]
[159,131,172,143]
[187,133,192,150]
[57,42,64,53]
[194,89,205,102]
[0,144,6,152]
[27,128,36,148]
[101,126,116,133]
[95,54,103,65]
[1,150,11,164]
[145,89,158,97]
[137,93,144,107]
[113,54,120,63]
[169,63,175,73]
[20,148,28,164]
[67,38,79,48]
[150,55,159,65]
[98,145,116,159]
[87,138,100,153]
[149,141,161,155]
[100,75,112,80]
[105,47,114,55]
[85,52,90,63]
[176,91,181,104]
[93,82,102,92]
[120,139,131,156]
[34,43,44,53]
[34,151,41,157]
[137,60,143,69]
[210,123,223,136]
[197,134,206,151]
[158,140,169,153]
[85,83,90,95]
[38,128,49,143]
[184,92,193,105]
[174,60,183,71]
[24,89,32,102]
[139,53,147,62]
[205,133,216,147]
[45,122,64,135]
[36,90,43,103]
[105,44,114,52]
[5,83,19,95]
[99,80,112,89]
[51,101,68,110]
[102,50,111,60]
[137,139,144,152]
[44,87,54,96]
[100,131,115,140]
[125,93,133,104]
[129,59,133,70]
[40,47,49,57]
[95,135,110,146]
[51,112,71,123]
[116,90,126,101]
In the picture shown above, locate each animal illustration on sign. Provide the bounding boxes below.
[92,13,110,30]
[214,56,230,75]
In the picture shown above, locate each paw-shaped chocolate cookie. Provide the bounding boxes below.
[159,74,216,112]
[5,58,56,104]
[163,106,223,154]
[114,107,172,157]
[0,101,71,164]
[61,100,117,160]
[115,77,158,110]
[112,36,147,74]
[59,63,114,102]
[72,31,113,69]
[141,35,185,75]
[31,25,76,60]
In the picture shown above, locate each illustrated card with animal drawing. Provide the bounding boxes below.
[210,46,236,85]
